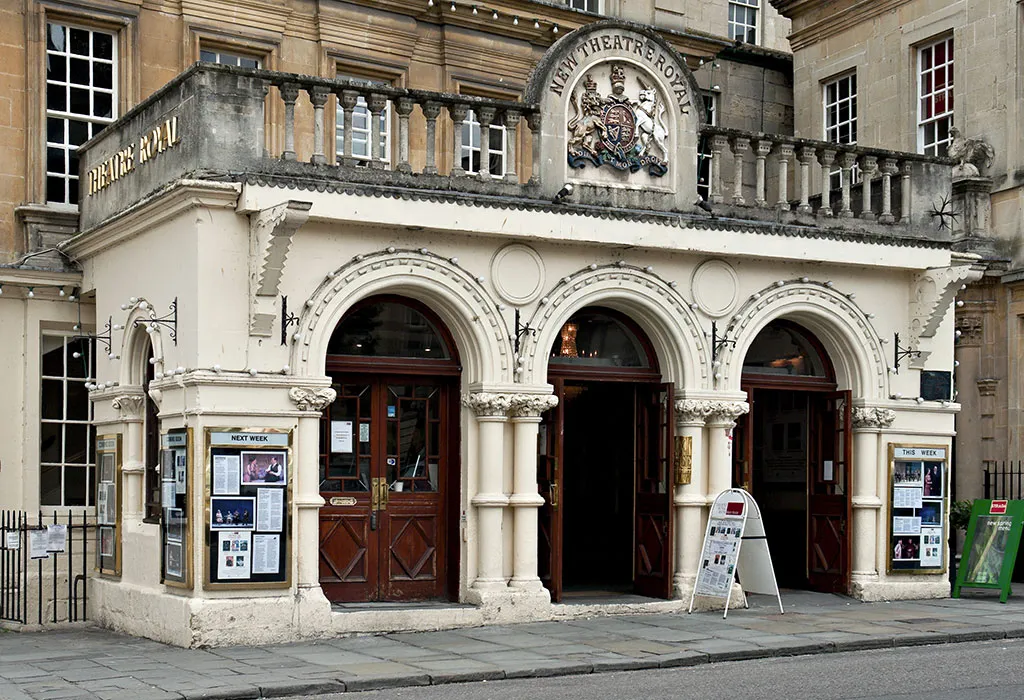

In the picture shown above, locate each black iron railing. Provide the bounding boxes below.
[983,461,1024,501]
[0,510,90,625]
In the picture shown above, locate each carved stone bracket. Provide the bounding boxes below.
[908,263,983,365]
[249,200,312,336]
[461,393,513,418]
[509,394,559,418]
[288,386,337,412]
[851,406,896,429]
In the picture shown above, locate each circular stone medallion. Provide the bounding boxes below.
[491,244,546,305]
[691,259,739,318]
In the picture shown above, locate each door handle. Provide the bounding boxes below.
[549,483,559,508]
[370,477,381,511]
[378,478,388,511]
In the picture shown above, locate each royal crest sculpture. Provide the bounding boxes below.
[567,64,669,177]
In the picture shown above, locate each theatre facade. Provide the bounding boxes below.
[48,22,976,646]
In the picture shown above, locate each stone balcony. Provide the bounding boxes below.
[77,63,955,249]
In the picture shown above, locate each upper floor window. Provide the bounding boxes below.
[824,72,858,189]
[697,92,717,202]
[336,75,391,167]
[728,0,759,44]
[199,48,261,69]
[46,23,117,205]
[461,109,506,177]
[565,0,600,11]
[918,36,954,157]
[40,333,96,506]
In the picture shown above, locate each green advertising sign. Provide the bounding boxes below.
[952,500,1024,603]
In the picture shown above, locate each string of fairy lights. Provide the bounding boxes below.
[424,0,563,34]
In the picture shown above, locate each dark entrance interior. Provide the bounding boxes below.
[562,382,635,593]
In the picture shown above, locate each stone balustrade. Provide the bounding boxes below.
[261,70,539,183]
[701,126,955,228]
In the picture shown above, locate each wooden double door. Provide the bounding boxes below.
[318,377,457,602]
[733,387,852,593]
[537,379,674,601]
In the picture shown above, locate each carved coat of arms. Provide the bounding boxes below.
[567,64,669,177]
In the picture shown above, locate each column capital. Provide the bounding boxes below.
[279,82,301,103]
[288,386,337,412]
[462,392,513,418]
[394,96,415,116]
[730,135,750,153]
[509,394,558,418]
[774,142,795,159]
[110,390,147,420]
[309,85,331,108]
[837,150,858,169]
[422,100,442,120]
[798,145,817,164]
[449,102,469,123]
[706,400,750,425]
[753,138,773,157]
[817,147,837,167]
[677,399,748,425]
[851,406,896,429]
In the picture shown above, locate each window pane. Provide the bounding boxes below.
[94,62,112,90]
[69,87,89,115]
[65,423,88,464]
[68,177,79,203]
[93,32,113,60]
[70,28,90,56]
[40,465,63,506]
[41,422,63,463]
[46,177,65,203]
[200,49,216,62]
[66,381,89,420]
[70,57,89,86]
[94,92,113,119]
[42,335,65,376]
[67,337,90,377]
[47,54,66,82]
[64,467,88,506]
[47,24,65,52]
[47,83,66,112]
[42,379,64,420]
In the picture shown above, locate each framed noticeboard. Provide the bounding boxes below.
[204,429,291,589]
[95,434,122,576]
[887,444,948,574]
[161,428,193,587]
[953,500,1024,603]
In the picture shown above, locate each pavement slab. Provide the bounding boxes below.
[3,591,1024,699]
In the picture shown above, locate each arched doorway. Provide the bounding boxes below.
[732,320,851,593]
[539,307,673,601]
[318,295,461,602]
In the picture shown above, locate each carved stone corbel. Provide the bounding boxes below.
[111,392,146,420]
[249,200,312,336]
[288,386,337,412]
[907,262,983,365]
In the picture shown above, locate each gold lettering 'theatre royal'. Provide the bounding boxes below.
[87,117,181,197]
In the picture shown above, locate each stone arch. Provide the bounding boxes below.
[723,283,888,400]
[291,249,513,385]
[118,303,167,389]
[521,264,708,388]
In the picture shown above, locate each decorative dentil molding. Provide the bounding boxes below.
[249,200,312,337]
[509,394,559,418]
[288,386,337,412]
[461,392,513,417]
[907,263,981,365]
[851,406,896,429]
[676,399,748,424]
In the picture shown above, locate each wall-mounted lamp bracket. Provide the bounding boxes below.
[710,320,735,364]
[133,297,178,345]
[510,308,536,355]
[281,295,299,346]
[892,332,921,374]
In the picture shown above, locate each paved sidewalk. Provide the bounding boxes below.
[3,591,1024,700]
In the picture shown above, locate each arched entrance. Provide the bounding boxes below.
[318,295,461,602]
[539,307,673,602]
[732,320,852,593]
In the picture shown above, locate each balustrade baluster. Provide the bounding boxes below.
[838,151,857,218]
[422,101,441,175]
[339,90,358,167]
[710,134,728,204]
[775,142,794,211]
[859,155,877,219]
[504,110,520,184]
[450,103,468,177]
[899,160,913,224]
[879,158,898,223]
[395,97,414,174]
[280,82,300,162]
[817,148,837,217]
[309,86,330,166]
[730,136,750,206]
[527,113,542,186]
[754,139,772,207]
[797,146,816,214]
[368,93,388,170]
[477,106,496,181]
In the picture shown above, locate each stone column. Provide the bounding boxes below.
[753,138,772,208]
[309,86,331,166]
[503,110,520,184]
[367,93,388,170]
[879,158,898,223]
[339,90,358,167]
[850,407,894,583]
[818,148,837,217]
[450,103,468,177]
[476,106,497,181]
[462,393,512,594]
[422,101,442,175]
[507,394,558,593]
[858,155,877,219]
[838,151,858,218]
[527,113,542,186]
[898,160,913,224]
[797,146,816,214]
[288,387,337,622]
[673,400,711,598]
[706,401,749,499]
[395,97,415,174]
[730,136,750,206]
[709,134,729,204]
[280,82,300,162]
[775,142,794,210]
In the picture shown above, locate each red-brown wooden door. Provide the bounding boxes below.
[808,390,852,593]
[319,378,452,602]
[537,378,565,601]
[634,383,674,598]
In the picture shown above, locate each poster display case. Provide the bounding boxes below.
[161,428,192,587]
[953,499,1024,603]
[887,444,948,574]
[95,434,122,576]
[204,429,291,589]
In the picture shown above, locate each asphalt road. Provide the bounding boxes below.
[310,639,1024,700]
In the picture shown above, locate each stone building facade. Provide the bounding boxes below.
[0,0,974,646]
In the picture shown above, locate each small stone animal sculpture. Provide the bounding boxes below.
[947,126,995,178]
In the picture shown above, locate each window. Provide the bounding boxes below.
[45,22,117,205]
[335,75,390,167]
[565,0,599,11]
[199,48,260,69]
[918,36,954,156]
[697,92,717,202]
[40,334,96,506]
[728,0,758,44]
[461,109,506,177]
[824,72,858,190]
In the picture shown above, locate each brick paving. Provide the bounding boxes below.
[1,590,1023,699]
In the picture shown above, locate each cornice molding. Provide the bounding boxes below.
[781,0,914,51]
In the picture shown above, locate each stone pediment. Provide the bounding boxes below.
[525,21,703,211]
